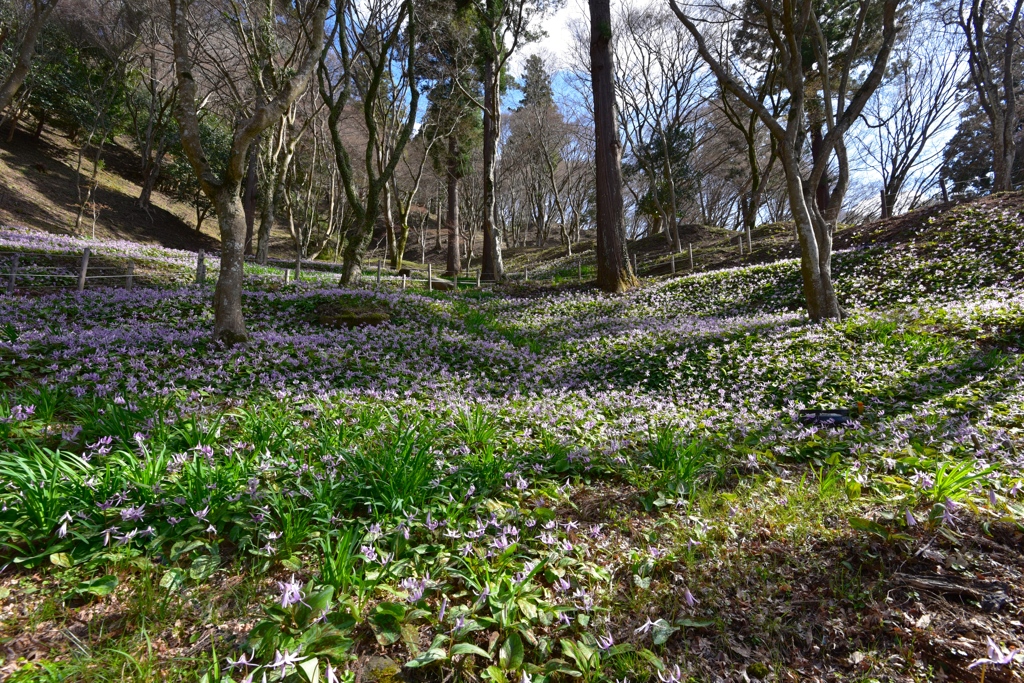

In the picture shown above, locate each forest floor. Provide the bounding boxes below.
[0,188,1023,683]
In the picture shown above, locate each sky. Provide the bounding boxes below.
[513,0,584,73]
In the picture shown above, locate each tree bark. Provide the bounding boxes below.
[242,143,259,255]
[211,188,248,343]
[481,55,501,281]
[590,0,636,292]
[384,182,398,268]
[445,135,461,276]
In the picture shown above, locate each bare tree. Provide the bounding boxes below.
[956,0,1023,192]
[319,0,419,285]
[671,0,901,320]
[616,6,709,252]
[169,0,328,342]
[856,14,964,215]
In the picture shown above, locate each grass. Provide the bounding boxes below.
[0,195,1023,681]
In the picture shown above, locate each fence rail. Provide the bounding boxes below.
[3,248,135,295]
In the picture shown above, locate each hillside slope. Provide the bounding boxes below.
[0,193,1023,682]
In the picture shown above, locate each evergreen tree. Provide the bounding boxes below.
[519,53,553,108]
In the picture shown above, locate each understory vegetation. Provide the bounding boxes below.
[1,196,1023,682]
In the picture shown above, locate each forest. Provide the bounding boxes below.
[0,0,1023,679]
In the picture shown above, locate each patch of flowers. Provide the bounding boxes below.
[1,206,1023,681]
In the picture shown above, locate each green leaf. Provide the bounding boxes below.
[848,516,891,540]
[169,539,207,561]
[296,657,320,683]
[160,568,186,592]
[406,645,447,668]
[306,587,334,615]
[50,553,72,568]
[368,615,402,646]
[499,632,524,670]
[189,553,220,580]
[517,597,538,620]
[675,618,714,629]
[483,666,509,683]
[451,642,492,659]
[68,574,118,599]
[281,554,303,571]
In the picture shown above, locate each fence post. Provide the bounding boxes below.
[671,254,675,274]
[578,259,582,281]
[747,224,753,252]
[427,263,432,291]
[6,254,18,295]
[376,259,382,286]
[196,250,206,285]
[738,236,743,255]
[632,253,638,276]
[524,267,529,282]
[77,248,90,292]
[689,243,693,270]
[476,269,481,288]
[284,269,290,284]
[126,261,134,290]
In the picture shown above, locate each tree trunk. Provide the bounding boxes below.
[384,182,399,269]
[992,120,1015,191]
[810,124,832,213]
[481,56,501,281]
[534,194,546,247]
[445,137,461,276]
[339,218,371,284]
[396,220,410,269]
[590,0,636,293]
[33,111,46,139]
[211,187,248,343]
[137,150,165,209]
[0,0,59,117]
[781,150,840,322]
[242,145,258,255]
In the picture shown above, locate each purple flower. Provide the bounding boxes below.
[277,575,304,608]
[968,637,1017,669]
[226,651,255,670]
[120,504,145,522]
[8,404,35,421]
[270,649,301,675]
[597,633,614,650]
[658,664,683,683]
[400,576,429,602]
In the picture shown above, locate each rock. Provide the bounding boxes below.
[397,268,412,277]
[427,278,455,291]
[746,662,770,679]
[357,655,402,683]
[317,310,390,328]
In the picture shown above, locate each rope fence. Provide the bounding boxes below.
[2,248,135,295]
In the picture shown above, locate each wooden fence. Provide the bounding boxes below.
[2,248,134,295]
